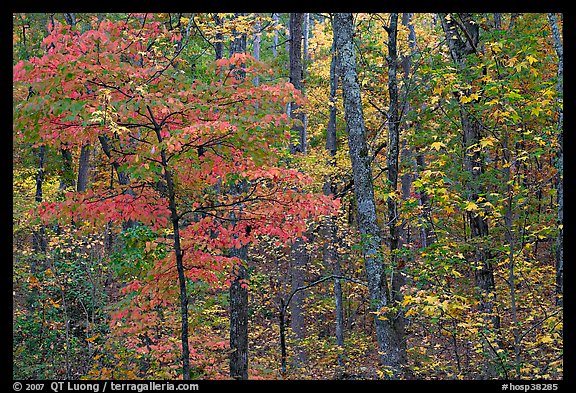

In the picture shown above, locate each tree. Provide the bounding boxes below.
[547,12,563,306]
[14,14,337,379]
[439,12,501,377]
[13,12,562,381]
[333,12,403,378]
[228,12,249,380]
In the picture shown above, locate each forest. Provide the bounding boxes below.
[12,12,563,381]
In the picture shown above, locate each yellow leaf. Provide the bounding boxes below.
[86,334,100,343]
[464,201,478,211]
[460,93,479,103]
[537,335,554,344]
[526,55,538,65]
[425,295,439,305]
[401,295,414,307]
[430,141,446,151]
[479,136,496,148]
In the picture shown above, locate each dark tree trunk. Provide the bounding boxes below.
[333,12,403,378]
[214,13,224,61]
[59,147,75,191]
[31,145,47,273]
[289,237,307,367]
[76,144,91,192]
[272,13,279,58]
[327,35,338,158]
[287,13,309,368]
[385,13,408,369]
[289,13,306,154]
[323,25,344,364]
[149,107,190,380]
[547,12,563,306]
[228,18,250,380]
[229,241,249,380]
[439,12,500,378]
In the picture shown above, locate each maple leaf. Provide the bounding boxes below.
[430,141,446,151]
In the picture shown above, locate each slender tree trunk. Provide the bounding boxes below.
[287,12,309,368]
[149,107,190,380]
[59,147,75,191]
[253,15,261,87]
[439,13,500,378]
[385,13,408,370]
[547,12,563,306]
[214,13,224,62]
[289,13,305,154]
[323,26,345,365]
[62,13,94,195]
[503,124,522,375]
[31,145,47,273]
[272,13,279,58]
[228,19,249,380]
[229,210,249,380]
[289,237,307,367]
[76,144,90,192]
[302,13,310,141]
[333,12,403,378]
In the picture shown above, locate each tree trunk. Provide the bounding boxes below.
[229,231,249,380]
[272,13,279,58]
[76,144,91,192]
[287,13,309,368]
[214,13,224,61]
[289,237,307,367]
[323,24,344,365]
[150,108,190,380]
[31,145,47,273]
[253,15,261,87]
[547,12,563,306]
[289,13,305,154]
[59,147,75,191]
[228,19,250,380]
[385,13,408,369]
[333,12,403,378]
[439,12,500,378]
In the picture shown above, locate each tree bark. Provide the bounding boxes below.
[228,18,249,379]
[287,13,309,368]
[323,23,344,365]
[272,13,279,58]
[547,12,563,306]
[385,13,408,369]
[150,107,190,380]
[333,12,403,378]
[214,13,224,62]
[289,237,307,367]
[76,144,91,192]
[252,15,261,87]
[289,13,306,154]
[31,145,47,273]
[439,12,500,378]
[59,147,75,191]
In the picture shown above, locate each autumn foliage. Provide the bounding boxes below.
[13,13,562,381]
